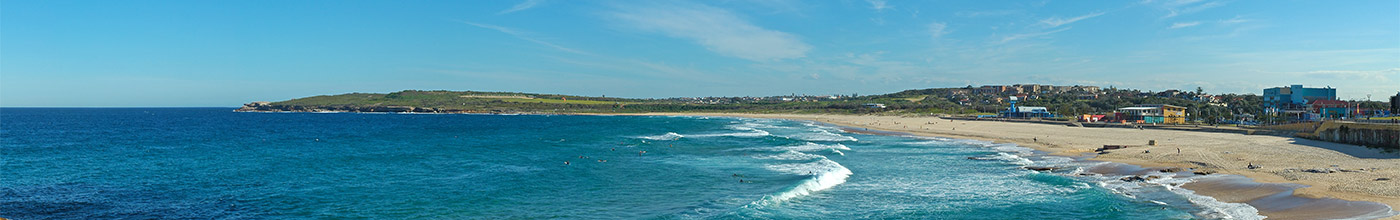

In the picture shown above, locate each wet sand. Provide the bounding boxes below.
[622,113,1400,219]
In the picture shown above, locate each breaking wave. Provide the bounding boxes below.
[782,129,857,142]
[754,156,853,205]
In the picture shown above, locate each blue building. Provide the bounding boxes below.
[998,97,1054,118]
[1263,85,1336,107]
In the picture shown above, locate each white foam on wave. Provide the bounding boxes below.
[789,142,852,151]
[1091,171,1264,219]
[783,129,858,142]
[963,138,1265,219]
[754,150,826,160]
[990,144,1034,155]
[733,142,851,153]
[689,129,771,138]
[729,122,786,130]
[634,129,771,140]
[981,152,1034,165]
[755,158,854,205]
[829,149,845,156]
[637,132,684,140]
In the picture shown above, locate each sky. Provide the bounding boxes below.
[2,0,1398,107]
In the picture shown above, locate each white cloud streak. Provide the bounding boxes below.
[1001,27,1071,43]
[498,0,545,15]
[1040,12,1106,28]
[867,0,891,12]
[928,22,948,38]
[608,2,811,61]
[461,22,588,55]
[1220,15,1250,24]
[1170,21,1201,29]
[1160,0,1224,18]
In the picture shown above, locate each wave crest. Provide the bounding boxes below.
[756,159,853,205]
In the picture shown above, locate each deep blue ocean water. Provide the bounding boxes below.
[2,108,1207,219]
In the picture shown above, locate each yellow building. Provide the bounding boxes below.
[1137,104,1187,124]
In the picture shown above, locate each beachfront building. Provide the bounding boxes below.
[1078,114,1106,122]
[1112,104,1187,124]
[1392,92,1399,114]
[997,96,1053,118]
[1309,100,1350,119]
[1001,106,1053,118]
[863,103,887,108]
[1264,85,1337,107]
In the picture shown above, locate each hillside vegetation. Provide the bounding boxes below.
[247,87,1383,124]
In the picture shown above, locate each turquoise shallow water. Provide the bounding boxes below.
[2,108,1202,219]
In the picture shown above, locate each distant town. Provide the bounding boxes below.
[649,84,1397,125]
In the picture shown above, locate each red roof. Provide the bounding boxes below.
[1307,99,1348,106]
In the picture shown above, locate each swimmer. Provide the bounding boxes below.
[611,148,616,151]
[564,161,570,165]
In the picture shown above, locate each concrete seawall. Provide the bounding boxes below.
[1309,121,1400,149]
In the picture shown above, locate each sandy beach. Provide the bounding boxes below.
[629,113,1400,219]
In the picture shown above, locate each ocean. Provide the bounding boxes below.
[3,108,1241,219]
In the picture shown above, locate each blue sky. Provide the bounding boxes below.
[2,0,1397,107]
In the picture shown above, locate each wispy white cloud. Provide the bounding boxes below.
[1170,21,1201,29]
[461,21,588,55]
[498,0,545,15]
[1300,68,1398,82]
[867,0,892,12]
[1159,0,1224,18]
[928,22,948,38]
[1001,27,1071,43]
[607,2,812,61]
[1040,12,1106,28]
[955,10,1021,17]
[1219,15,1250,24]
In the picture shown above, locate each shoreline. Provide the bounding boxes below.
[621,113,1399,220]
[230,110,1399,219]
